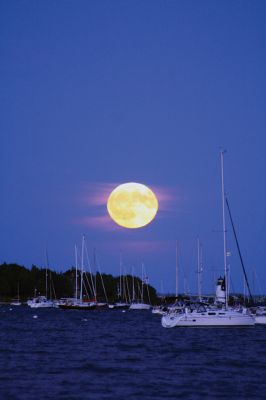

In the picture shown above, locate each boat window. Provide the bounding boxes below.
[208,312,216,315]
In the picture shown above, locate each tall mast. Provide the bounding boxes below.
[119,253,122,300]
[93,247,97,301]
[175,241,178,298]
[197,238,202,301]
[45,247,49,299]
[141,262,144,303]
[75,244,78,301]
[220,150,228,308]
[132,266,135,301]
[80,235,85,302]
[45,267,48,299]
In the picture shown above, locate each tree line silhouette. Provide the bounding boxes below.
[0,263,158,304]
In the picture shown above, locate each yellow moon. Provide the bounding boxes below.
[107,182,158,228]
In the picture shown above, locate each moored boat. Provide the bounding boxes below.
[129,301,151,310]
[250,306,266,325]
[162,303,255,328]
[27,296,56,308]
[58,300,97,310]
[161,151,256,329]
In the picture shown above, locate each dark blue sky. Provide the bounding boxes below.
[1,1,265,295]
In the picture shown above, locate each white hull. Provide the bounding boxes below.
[29,301,55,308]
[27,296,56,308]
[255,316,266,325]
[57,299,97,310]
[162,309,255,328]
[151,307,167,315]
[108,302,130,309]
[10,301,22,306]
[129,302,151,310]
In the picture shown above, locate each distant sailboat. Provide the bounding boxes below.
[58,236,97,310]
[10,282,22,306]
[109,254,130,309]
[129,263,151,310]
[27,250,56,308]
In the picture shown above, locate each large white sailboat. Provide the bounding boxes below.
[161,303,254,328]
[161,151,255,328]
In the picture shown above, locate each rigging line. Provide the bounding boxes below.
[125,273,131,303]
[83,272,93,298]
[84,244,96,298]
[95,250,109,303]
[225,197,254,303]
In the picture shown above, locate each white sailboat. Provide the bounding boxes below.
[58,237,97,310]
[27,295,55,308]
[10,282,22,306]
[108,254,130,310]
[27,264,56,308]
[162,151,255,328]
[161,303,254,328]
[129,263,151,310]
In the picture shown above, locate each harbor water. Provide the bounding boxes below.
[0,306,265,399]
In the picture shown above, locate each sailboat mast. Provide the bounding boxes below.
[197,238,201,301]
[119,253,122,301]
[220,150,229,309]
[75,244,78,301]
[45,248,49,299]
[132,266,135,301]
[141,262,144,303]
[80,235,84,302]
[175,241,178,298]
[93,247,97,301]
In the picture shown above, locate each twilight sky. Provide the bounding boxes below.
[1,1,265,295]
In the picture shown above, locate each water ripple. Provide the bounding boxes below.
[0,307,265,399]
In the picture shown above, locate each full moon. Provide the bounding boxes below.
[107,182,158,228]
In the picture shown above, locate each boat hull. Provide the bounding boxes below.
[129,303,151,310]
[58,304,96,310]
[108,303,130,310]
[254,316,266,325]
[162,311,255,328]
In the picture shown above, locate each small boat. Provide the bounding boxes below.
[27,296,56,308]
[108,302,130,310]
[129,301,151,310]
[58,299,97,310]
[129,263,151,310]
[10,300,22,306]
[10,282,22,306]
[250,306,266,325]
